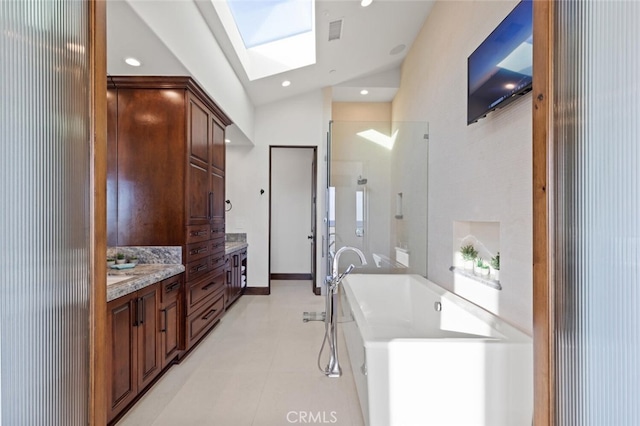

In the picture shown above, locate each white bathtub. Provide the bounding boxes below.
[340,274,532,426]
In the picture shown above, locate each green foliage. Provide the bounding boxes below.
[460,244,478,261]
[116,253,125,260]
[490,252,500,270]
[476,257,485,268]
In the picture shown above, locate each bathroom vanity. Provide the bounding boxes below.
[106,264,184,423]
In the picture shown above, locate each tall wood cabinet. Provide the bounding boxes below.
[107,76,231,353]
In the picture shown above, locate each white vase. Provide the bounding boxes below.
[493,270,500,281]
[464,260,474,270]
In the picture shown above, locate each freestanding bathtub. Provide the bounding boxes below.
[340,274,532,426]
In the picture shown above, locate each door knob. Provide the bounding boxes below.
[308,235,313,240]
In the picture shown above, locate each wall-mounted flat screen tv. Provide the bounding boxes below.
[467,0,533,125]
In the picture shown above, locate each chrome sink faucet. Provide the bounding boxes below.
[323,246,367,378]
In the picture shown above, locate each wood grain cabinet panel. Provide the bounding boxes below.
[212,119,225,174]
[106,294,136,423]
[160,275,182,369]
[226,247,247,308]
[106,283,161,423]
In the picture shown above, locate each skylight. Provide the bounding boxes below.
[227,0,313,49]
[213,0,316,81]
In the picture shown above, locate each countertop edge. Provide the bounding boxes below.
[225,242,248,255]
[107,264,185,302]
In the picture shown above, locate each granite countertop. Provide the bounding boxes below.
[225,241,248,254]
[107,263,185,302]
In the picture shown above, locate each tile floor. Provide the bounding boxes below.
[117,280,365,426]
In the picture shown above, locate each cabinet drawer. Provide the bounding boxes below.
[186,241,211,263]
[186,273,225,314]
[185,257,216,282]
[186,224,210,244]
[210,236,225,254]
[210,222,225,239]
[185,293,224,347]
[161,275,182,304]
[210,252,226,271]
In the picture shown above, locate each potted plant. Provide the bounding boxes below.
[128,255,139,265]
[460,244,478,270]
[475,257,489,276]
[490,252,500,281]
[107,257,115,267]
[116,253,127,264]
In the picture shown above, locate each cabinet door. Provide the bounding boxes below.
[211,172,225,221]
[107,295,137,423]
[137,285,162,391]
[187,94,212,225]
[188,95,210,165]
[225,256,231,306]
[161,297,181,368]
[161,276,182,367]
[211,119,225,174]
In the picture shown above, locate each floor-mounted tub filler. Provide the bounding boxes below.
[340,274,533,426]
[318,246,367,378]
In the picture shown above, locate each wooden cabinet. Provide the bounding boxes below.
[159,275,182,369]
[106,283,162,423]
[107,76,232,353]
[226,247,247,307]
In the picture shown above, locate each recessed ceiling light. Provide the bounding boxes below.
[361,0,373,7]
[225,139,231,144]
[360,89,369,95]
[282,80,291,87]
[505,83,516,90]
[124,57,141,67]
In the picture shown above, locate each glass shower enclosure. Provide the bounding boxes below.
[325,120,428,278]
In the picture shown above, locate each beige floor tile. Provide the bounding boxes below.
[117,280,364,426]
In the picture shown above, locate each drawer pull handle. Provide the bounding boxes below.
[202,282,216,291]
[190,247,207,255]
[191,264,207,273]
[202,309,217,320]
[166,282,180,293]
[192,230,207,236]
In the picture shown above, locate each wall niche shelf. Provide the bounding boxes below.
[449,266,502,290]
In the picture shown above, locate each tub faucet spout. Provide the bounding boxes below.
[332,246,367,285]
[323,246,367,378]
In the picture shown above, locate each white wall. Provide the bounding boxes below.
[226,90,327,288]
[392,0,533,334]
[270,148,314,274]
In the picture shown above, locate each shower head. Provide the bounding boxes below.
[357,176,368,185]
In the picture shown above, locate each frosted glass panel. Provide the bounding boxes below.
[554,1,640,424]
[1,1,90,424]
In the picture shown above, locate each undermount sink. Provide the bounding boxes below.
[107,275,133,285]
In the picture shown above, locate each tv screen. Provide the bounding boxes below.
[467,0,533,125]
